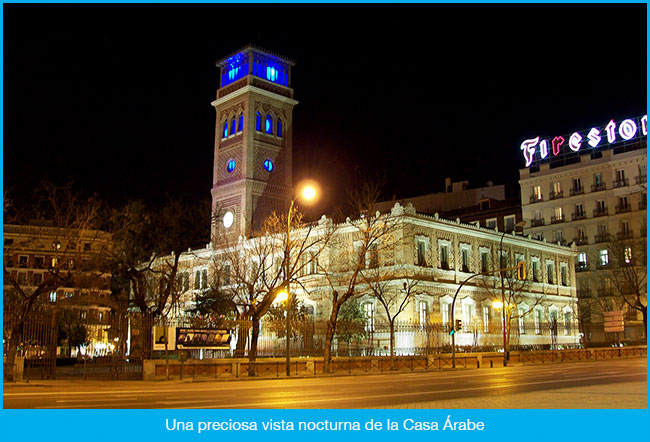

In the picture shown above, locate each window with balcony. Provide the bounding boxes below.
[592,173,605,192]
[552,207,564,223]
[624,247,633,264]
[594,200,607,217]
[599,249,609,267]
[574,203,585,220]
[531,186,542,202]
[614,169,628,188]
[596,224,609,243]
[571,177,583,195]
[550,182,563,199]
[577,252,587,271]
[617,196,630,213]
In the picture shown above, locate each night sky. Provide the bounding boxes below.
[3,3,647,215]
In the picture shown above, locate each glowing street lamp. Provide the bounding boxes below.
[284,181,320,376]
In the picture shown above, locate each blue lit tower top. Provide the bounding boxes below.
[216,45,295,89]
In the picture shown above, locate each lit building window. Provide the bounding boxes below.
[363,303,374,332]
[231,118,236,136]
[238,114,244,132]
[222,120,228,138]
[535,310,542,335]
[256,112,262,131]
[264,159,274,172]
[265,115,273,134]
[483,306,490,333]
[418,301,428,325]
[277,118,283,137]
[600,249,609,266]
[624,247,632,264]
[226,159,236,173]
[49,291,57,303]
[441,303,450,327]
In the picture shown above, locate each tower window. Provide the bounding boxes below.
[238,114,243,132]
[231,118,236,136]
[222,120,228,138]
[264,159,274,172]
[277,119,283,137]
[226,159,236,173]
[256,112,261,131]
[265,115,273,134]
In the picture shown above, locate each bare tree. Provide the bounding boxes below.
[319,181,399,373]
[105,198,210,359]
[595,237,647,334]
[361,265,422,359]
[3,183,104,381]
[480,248,540,364]
[210,208,333,372]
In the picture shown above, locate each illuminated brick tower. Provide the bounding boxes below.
[211,46,297,242]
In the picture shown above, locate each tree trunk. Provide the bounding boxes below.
[4,301,32,382]
[248,318,261,376]
[3,322,23,382]
[323,302,341,373]
[389,319,396,370]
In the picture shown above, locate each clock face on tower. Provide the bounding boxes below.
[223,211,234,229]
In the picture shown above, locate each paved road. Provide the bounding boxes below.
[3,358,646,409]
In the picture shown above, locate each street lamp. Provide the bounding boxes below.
[285,181,319,376]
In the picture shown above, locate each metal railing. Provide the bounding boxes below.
[593,207,608,217]
[613,178,629,188]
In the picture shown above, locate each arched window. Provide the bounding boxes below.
[231,118,236,136]
[226,159,236,173]
[277,118,283,138]
[238,114,243,132]
[264,159,274,172]
[265,115,273,134]
[256,112,261,131]
[222,120,228,138]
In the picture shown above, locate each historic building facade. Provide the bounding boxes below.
[152,47,581,356]
[519,117,647,345]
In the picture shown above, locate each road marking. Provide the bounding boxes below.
[170,372,647,409]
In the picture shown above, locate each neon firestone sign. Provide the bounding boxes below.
[520,115,647,167]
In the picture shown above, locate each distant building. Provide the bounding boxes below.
[3,223,118,357]
[376,179,522,232]
[518,116,647,345]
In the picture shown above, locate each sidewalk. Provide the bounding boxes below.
[370,381,647,409]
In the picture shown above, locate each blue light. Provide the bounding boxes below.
[264,159,274,172]
[222,121,228,138]
[226,159,236,173]
[265,115,272,134]
[256,112,261,131]
[238,114,243,132]
[277,119,282,137]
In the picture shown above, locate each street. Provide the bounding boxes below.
[3,358,646,409]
